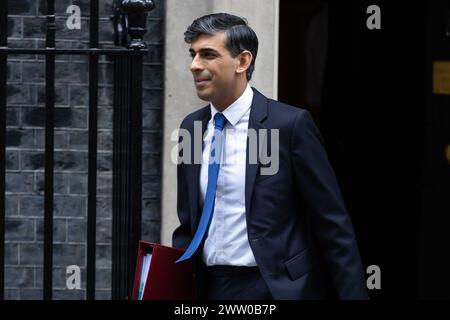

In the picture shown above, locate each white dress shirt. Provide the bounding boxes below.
[200,84,257,267]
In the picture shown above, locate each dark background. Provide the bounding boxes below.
[279,0,450,299]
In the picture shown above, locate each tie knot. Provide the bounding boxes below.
[213,113,227,131]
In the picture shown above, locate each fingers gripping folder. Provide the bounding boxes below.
[132,241,196,300]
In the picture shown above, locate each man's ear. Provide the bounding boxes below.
[236,50,253,75]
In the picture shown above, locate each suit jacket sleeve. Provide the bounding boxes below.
[291,110,368,299]
[172,123,192,250]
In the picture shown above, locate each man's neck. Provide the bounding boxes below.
[213,82,248,112]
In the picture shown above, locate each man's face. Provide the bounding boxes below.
[189,32,241,107]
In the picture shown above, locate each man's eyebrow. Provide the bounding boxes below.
[189,48,220,55]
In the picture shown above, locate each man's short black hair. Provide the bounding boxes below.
[184,13,259,81]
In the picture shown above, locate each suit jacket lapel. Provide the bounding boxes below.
[245,88,268,219]
[187,106,210,234]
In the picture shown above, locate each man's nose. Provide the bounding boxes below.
[190,55,203,72]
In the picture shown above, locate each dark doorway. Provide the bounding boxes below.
[279,0,431,298]
[278,0,329,126]
[419,0,450,299]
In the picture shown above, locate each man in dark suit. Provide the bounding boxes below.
[172,13,368,300]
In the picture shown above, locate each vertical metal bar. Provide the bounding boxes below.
[0,0,8,301]
[128,52,143,298]
[112,51,144,300]
[112,56,120,299]
[112,55,130,299]
[113,53,141,299]
[123,56,132,299]
[87,0,99,301]
[122,56,131,298]
[44,0,55,300]
[112,56,126,299]
[123,57,130,299]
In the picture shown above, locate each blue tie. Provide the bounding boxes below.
[176,113,227,263]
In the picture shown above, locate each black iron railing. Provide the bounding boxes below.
[0,0,155,300]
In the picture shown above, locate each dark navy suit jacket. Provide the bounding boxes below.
[172,87,368,299]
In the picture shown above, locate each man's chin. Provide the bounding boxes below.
[196,91,212,102]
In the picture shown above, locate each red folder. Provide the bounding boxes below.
[132,241,196,300]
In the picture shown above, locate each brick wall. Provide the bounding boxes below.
[4,0,164,299]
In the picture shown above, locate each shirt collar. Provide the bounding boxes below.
[210,84,253,127]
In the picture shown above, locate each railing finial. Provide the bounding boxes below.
[121,0,155,49]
